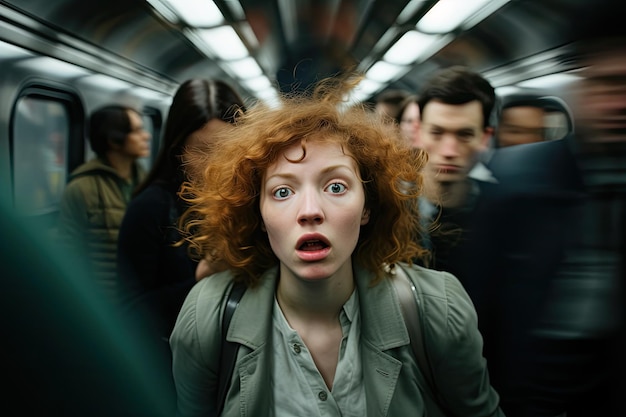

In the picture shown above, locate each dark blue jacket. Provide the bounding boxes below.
[476,136,626,417]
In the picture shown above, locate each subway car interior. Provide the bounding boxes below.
[0,0,604,226]
[1,0,623,415]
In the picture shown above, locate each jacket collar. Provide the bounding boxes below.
[229,262,410,351]
[354,262,410,350]
[227,266,277,349]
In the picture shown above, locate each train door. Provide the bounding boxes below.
[10,85,85,238]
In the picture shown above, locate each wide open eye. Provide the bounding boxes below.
[273,187,293,199]
[326,182,347,194]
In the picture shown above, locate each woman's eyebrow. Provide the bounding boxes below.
[264,172,296,183]
[266,164,355,181]
[319,164,357,175]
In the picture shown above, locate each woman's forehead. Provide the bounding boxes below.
[263,140,357,178]
[283,138,345,157]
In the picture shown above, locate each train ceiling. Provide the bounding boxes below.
[0,0,603,102]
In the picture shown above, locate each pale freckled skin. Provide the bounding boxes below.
[260,140,369,285]
[259,139,372,390]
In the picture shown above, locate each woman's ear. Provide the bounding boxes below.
[360,208,370,225]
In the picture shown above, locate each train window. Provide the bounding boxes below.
[12,97,70,215]
[544,111,570,141]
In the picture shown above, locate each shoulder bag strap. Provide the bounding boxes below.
[217,280,246,415]
[390,265,435,387]
[391,264,450,414]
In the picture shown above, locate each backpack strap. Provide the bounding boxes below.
[391,264,450,414]
[217,280,246,415]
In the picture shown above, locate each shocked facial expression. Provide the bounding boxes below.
[417,100,490,184]
[260,140,370,282]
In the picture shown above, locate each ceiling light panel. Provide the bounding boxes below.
[162,0,224,27]
[383,30,441,65]
[417,0,510,33]
[366,61,410,83]
[224,57,263,79]
[197,26,249,60]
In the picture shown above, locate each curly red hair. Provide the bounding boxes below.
[180,75,429,287]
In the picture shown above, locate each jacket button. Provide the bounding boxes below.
[293,343,301,354]
[318,391,328,401]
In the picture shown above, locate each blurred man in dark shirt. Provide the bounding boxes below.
[413,65,497,281]
[482,2,626,415]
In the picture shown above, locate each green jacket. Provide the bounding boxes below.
[170,262,504,416]
[57,157,145,303]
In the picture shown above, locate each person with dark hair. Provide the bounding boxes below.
[116,79,246,410]
[57,105,150,304]
[413,65,497,277]
[495,93,574,148]
[373,88,411,121]
[169,75,504,416]
[496,93,547,148]
[396,94,421,148]
[475,1,626,414]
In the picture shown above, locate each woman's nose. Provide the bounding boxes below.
[297,190,324,225]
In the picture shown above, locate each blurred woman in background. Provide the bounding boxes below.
[116,79,246,411]
[396,95,421,148]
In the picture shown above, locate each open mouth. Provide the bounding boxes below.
[299,239,329,251]
[296,237,332,262]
